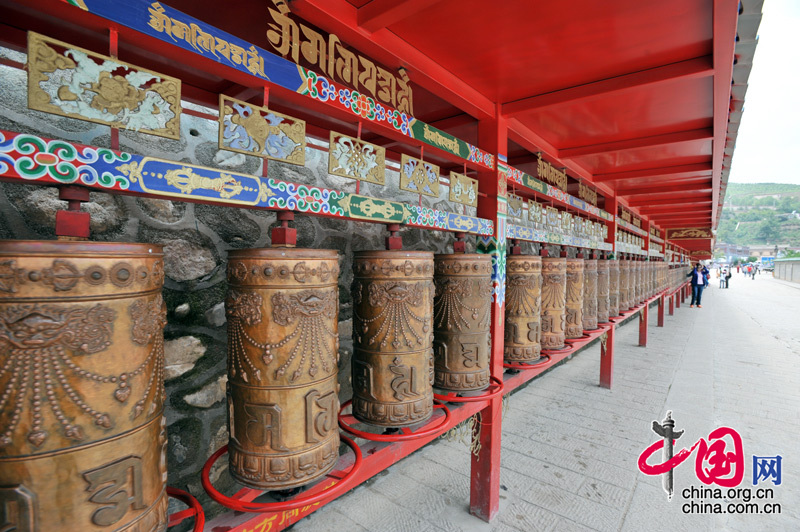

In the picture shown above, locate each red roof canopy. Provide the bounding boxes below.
[0,0,761,254]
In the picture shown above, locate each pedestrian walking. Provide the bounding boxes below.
[687,263,708,308]
[725,269,731,288]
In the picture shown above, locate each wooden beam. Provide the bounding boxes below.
[559,128,712,159]
[357,0,446,33]
[502,56,713,115]
[594,163,712,183]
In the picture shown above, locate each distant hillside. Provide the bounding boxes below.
[717,182,800,246]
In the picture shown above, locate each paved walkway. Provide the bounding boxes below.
[292,274,800,532]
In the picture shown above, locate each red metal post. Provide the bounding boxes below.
[469,109,506,523]
[669,293,674,315]
[657,294,665,327]
[599,325,615,389]
[638,304,648,346]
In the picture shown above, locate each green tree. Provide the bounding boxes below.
[756,217,779,242]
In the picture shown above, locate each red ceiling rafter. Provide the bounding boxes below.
[357,0,446,33]
[639,205,712,215]
[594,163,712,183]
[627,194,711,207]
[559,128,712,159]
[502,56,713,115]
[616,180,713,196]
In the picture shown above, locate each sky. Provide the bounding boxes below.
[728,0,800,185]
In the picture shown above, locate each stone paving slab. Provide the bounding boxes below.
[291,275,800,531]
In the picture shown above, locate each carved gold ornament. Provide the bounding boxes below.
[400,154,440,197]
[328,131,385,184]
[219,94,306,165]
[27,32,180,139]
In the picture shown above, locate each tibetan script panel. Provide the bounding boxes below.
[328,132,385,184]
[219,95,305,165]
[27,32,180,139]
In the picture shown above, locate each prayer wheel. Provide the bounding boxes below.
[608,259,619,318]
[629,260,637,307]
[597,259,610,323]
[434,254,492,390]
[540,257,567,350]
[0,240,168,531]
[352,251,434,427]
[618,259,629,311]
[504,255,542,364]
[226,248,340,489]
[582,258,598,331]
[565,258,584,339]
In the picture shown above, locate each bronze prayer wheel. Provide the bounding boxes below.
[540,257,566,350]
[618,260,629,311]
[582,259,598,331]
[433,254,492,390]
[608,259,619,318]
[628,260,637,307]
[226,248,340,490]
[352,251,434,427]
[0,240,168,531]
[565,258,584,339]
[597,259,610,324]
[503,255,542,364]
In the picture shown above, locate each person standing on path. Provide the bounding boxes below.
[687,263,708,308]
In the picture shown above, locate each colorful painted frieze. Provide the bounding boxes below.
[27,31,180,139]
[0,129,493,237]
[448,171,478,207]
[399,154,439,197]
[219,95,305,165]
[328,132,385,184]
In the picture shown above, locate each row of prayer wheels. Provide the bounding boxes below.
[505,255,671,363]
[0,239,678,528]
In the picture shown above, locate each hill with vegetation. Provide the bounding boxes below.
[716,182,800,246]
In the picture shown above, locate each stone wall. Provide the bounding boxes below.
[0,48,478,520]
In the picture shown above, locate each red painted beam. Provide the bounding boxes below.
[559,128,712,159]
[616,180,713,196]
[627,194,711,207]
[294,0,495,120]
[502,55,713,115]
[594,163,712,183]
[357,0,446,33]
[639,205,712,215]
[712,0,739,225]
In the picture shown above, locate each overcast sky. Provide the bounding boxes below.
[728,0,800,185]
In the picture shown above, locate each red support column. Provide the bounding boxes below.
[669,293,675,315]
[657,294,665,327]
[599,325,615,389]
[638,304,648,346]
[470,108,506,523]
[676,290,681,308]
